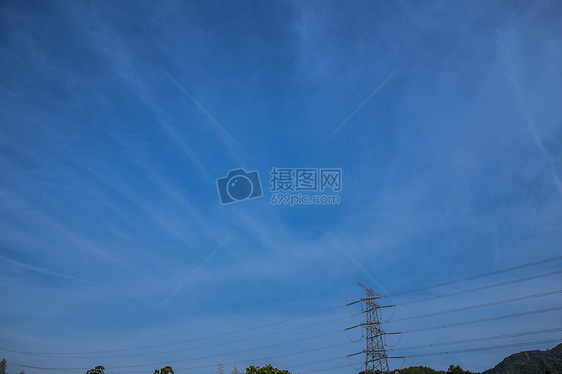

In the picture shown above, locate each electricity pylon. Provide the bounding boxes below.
[357,282,390,374]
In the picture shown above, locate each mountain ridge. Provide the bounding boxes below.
[482,342,562,374]
[373,342,562,374]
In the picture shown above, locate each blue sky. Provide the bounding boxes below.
[1,1,562,373]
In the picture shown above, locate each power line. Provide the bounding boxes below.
[421,227,562,269]
[286,353,362,370]
[5,255,561,373]
[39,327,343,362]
[388,289,562,322]
[398,269,562,306]
[0,304,349,356]
[110,332,350,369]
[299,361,363,374]
[116,340,357,373]
[350,270,562,322]
[391,339,562,359]
[388,327,562,351]
[398,306,562,334]
[7,336,358,373]
[384,254,562,298]
[6,338,357,374]
[2,316,351,359]
[6,255,559,359]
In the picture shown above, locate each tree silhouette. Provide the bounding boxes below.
[217,362,224,374]
[85,366,105,374]
[446,365,471,374]
[245,364,291,374]
[154,366,174,374]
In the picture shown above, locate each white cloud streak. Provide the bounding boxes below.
[161,236,232,306]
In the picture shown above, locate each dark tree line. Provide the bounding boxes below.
[83,364,291,374]
[0,359,24,374]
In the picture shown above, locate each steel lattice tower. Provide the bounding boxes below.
[359,282,390,374]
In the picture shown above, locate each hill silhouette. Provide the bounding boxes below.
[482,343,562,374]
[358,343,562,374]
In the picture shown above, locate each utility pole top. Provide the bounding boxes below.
[358,282,372,295]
